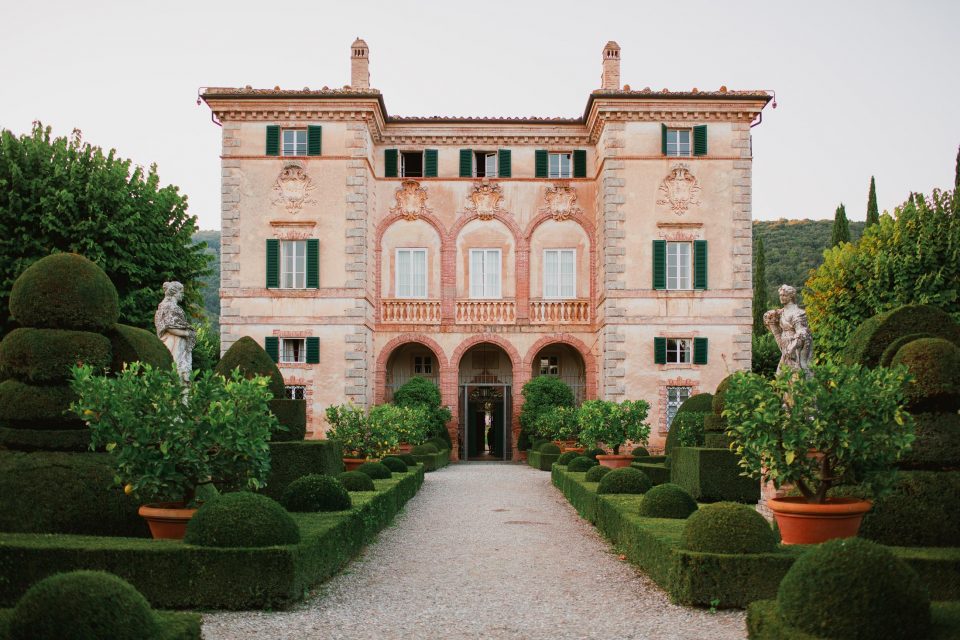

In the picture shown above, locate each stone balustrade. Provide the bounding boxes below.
[529,299,591,324]
[455,300,516,324]
[380,299,442,324]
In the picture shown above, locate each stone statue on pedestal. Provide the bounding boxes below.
[763,284,814,375]
[154,281,196,384]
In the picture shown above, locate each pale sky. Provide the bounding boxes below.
[2,0,958,231]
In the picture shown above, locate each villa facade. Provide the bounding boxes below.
[201,39,771,460]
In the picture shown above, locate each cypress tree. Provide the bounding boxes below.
[831,203,850,246]
[752,236,768,336]
[866,176,879,228]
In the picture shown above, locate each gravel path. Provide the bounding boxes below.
[203,463,746,640]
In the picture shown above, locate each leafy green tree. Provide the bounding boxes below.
[0,124,210,334]
[806,189,960,357]
[866,176,879,228]
[830,204,850,246]
[753,236,769,335]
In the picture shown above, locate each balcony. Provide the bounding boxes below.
[380,299,441,324]
[529,299,591,324]
[455,299,516,324]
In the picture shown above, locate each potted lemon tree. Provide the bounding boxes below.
[723,361,915,544]
[325,403,401,470]
[577,399,651,467]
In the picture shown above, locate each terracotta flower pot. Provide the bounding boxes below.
[343,457,377,471]
[596,454,634,468]
[563,446,586,454]
[138,503,197,540]
[396,444,413,454]
[769,496,872,545]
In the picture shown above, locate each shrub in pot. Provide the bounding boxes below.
[326,402,401,466]
[392,376,452,448]
[531,405,580,444]
[577,399,651,467]
[723,361,914,544]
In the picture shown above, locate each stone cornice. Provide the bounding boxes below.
[584,98,769,143]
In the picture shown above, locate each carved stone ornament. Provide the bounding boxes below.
[464,179,506,221]
[272,163,316,213]
[389,179,431,221]
[656,163,702,215]
[539,182,583,221]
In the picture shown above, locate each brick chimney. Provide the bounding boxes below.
[601,41,621,90]
[350,38,370,89]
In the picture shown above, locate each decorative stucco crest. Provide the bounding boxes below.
[389,179,431,221]
[656,164,702,215]
[539,182,583,221]
[272,164,316,213]
[464,179,506,221]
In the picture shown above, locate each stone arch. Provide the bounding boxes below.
[374,212,449,322]
[524,213,597,307]
[450,333,522,373]
[373,334,449,405]
[447,211,525,248]
[523,334,599,401]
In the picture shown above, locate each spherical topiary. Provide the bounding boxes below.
[411,442,438,455]
[531,438,549,452]
[213,336,285,399]
[680,502,776,554]
[539,442,561,455]
[711,376,735,416]
[107,323,173,372]
[556,451,580,466]
[585,464,612,482]
[8,570,157,640]
[356,461,391,480]
[280,474,352,512]
[184,492,300,548]
[637,483,698,519]
[397,453,417,467]
[9,253,119,332]
[585,447,607,460]
[776,537,930,640]
[630,446,650,457]
[426,436,448,451]
[338,470,375,491]
[880,332,935,367]
[567,456,598,472]
[843,304,960,368]
[678,392,714,414]
[0,329,112,383]
[891,338,960,411]
[597,467,652,495]
[381,456,409,473]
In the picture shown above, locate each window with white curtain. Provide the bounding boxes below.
[666,242,692,290]
[395,248,427,298]
[469,249,501,298]
[548,152,572,178]
[281,240,306,289]
[543,249,576,298]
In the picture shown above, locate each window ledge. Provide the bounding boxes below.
[278,362,313,369]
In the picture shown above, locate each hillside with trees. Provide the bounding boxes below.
[193,230,220,329]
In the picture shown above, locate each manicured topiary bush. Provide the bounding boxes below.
[630,446,650,457]
[585,464,611,483]
[711,376,734,416]
[776,538,931,640]
[356,461,391,480]
[411,442,438,455]
[281,474,352,512]
[107,323,173,372]
[556,451,579,466]
[214,336,285,398]
[880,332,935,367]
[338,470,375,491]
[669,412,706,448]
[585,447,606,460]
[891,338,960,411]
[381,456,409,473]
[519,375,575,436]
[426,436,449,451]
[184,492,300,548]
[398,453,417,466]
[7,570,156,640]
[678,392,714,415]
[392,376,452,448]
[531,438,549,452]
[0,379,81,428]
[539,441,561,455]
[843,304,960,368]
[268,398,306,441]
[9,253,119,332]
[567,456,597,472]
[680,502,777,554]
[0,328,112,383]
[637,483,698,519]
[899,412,960,470]
[597,467,652,495]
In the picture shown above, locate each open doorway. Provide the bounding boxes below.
[458,343,513,461]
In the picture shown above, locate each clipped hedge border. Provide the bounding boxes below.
[259,440,344,500]
[0,466,424,610]
[551,466,960,608]
[670,447,760,503]
[630,462,670,486]
[0,426,91,452]
[0,608,203,640]
[527,449,560,471]
[267,399,307,442]
[411,448,450,472]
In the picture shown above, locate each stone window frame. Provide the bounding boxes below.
[657,376,699,434]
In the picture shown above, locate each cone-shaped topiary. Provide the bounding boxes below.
[184,492,300,548]
[0,329,112,383]
[338,470,375,491]
[539,441,561,455]
[411,442,438,455]
[214,336,285,399]
[711,376,735,416]
[8,570,156,640]
[397,453,417,467]
[585,464,612,482]
[891,338,960,411]
[107,323,173,372]
[567,455,597,472]
[556,451,579,466]
[381,456,409,473]
[597,467,652,495]
[9,253,119,332]
[356,461,391,480]
[630,446,650,457]
[280,474,352,512]
[585,447,606,460]
[776,537,930,640]
[637,483,698,519]
[681,502,777,554]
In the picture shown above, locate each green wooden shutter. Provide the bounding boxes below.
[306,337,320,364]
[265,239,280,288]
[535,149,548,178]
[652,240,666,290]
[498,149,511,177]
[424,149,438,177]
[693,337,708,365]
[694,240,708,290]
[306,239,319,289]
[654,337,667,365]
[264,336,279,363]
[693,125,708,156]
[661,124,668,156]
[573,149,587,178]
[384,149,398,177]
[459,149,473,177]
[266,125,280,156]
[307,125,322,156]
